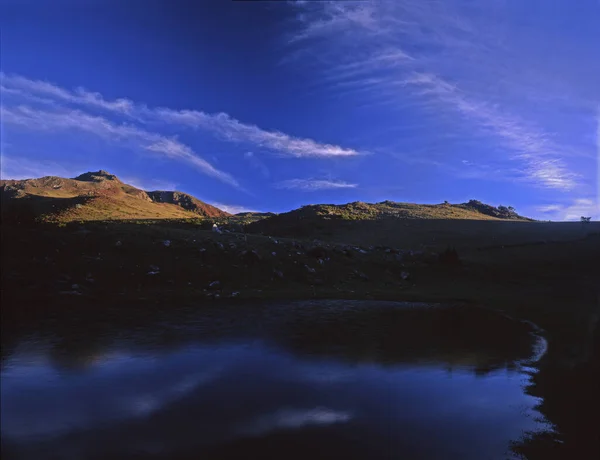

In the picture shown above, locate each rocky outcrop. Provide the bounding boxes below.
[147,191,230,218]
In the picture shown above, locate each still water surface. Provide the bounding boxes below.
[1,301,551,459]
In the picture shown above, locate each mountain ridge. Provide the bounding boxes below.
[1,171,532,225]
[0,170,230,223]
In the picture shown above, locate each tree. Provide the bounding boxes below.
[581,216,591,223]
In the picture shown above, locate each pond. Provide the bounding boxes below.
[1,300,552,459]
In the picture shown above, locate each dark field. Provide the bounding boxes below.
[2,217,599,458]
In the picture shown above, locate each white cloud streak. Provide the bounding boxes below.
[275,178,357,191]
[536,198,599,221]
[285,1,585,192]
[1,72,362,158]
[210,202,259,214]
[0,154,79,180]
[0,105,239,187]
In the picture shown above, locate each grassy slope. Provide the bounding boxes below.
[0,173,225,222]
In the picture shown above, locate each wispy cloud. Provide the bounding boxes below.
[0,154,80,180]
[536,198,599,221]
[1,72,362,158]
[120,176,178,192]
[285,0,588,192]
[211,202,259,214]
[244,151,270,178]
[0,105,240,187]
[275,178,357,191]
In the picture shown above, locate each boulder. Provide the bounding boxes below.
[208,280,221,290]
[241,249,261,265]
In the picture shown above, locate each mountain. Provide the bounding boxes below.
[0,170,230,223]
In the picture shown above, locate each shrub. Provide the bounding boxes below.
[438,246,461,266]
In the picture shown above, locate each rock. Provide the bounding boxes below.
[307,246,328,259]
[215,242,224,250]
[317,258,324,265]
[163,240,171,247]
[273,269,284,280]
[115,241,122,247]
[148,265,160,275]
[272,252,277,256]
[353,270,369,281]
[357,249,368,254]
[241,249,261,265]
[229,242,237,249]
[400,271,410,280]
[208,280,221,290]
[231,291,240,297]
[304,265,316,273]
[212,224,222,234]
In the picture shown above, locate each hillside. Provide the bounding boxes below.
[0,170,229,223]
[147,191,227,218]
[245,200,532,239]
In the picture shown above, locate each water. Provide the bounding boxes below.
[1,300,551,459]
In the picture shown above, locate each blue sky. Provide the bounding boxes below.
[1,0,598,220]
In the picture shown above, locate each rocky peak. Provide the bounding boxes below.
[74,170,121,182]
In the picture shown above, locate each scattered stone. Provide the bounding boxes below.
[115,241,122,247]
[272,252,277,256]
[273,269,284,280]
[307,246,328,259]
[353,270,369,281]
[358,249,368,254]
[229,242,237,249]
[241,249,261,265]
[400,271,410,280]
[215,242,224,250]
[212,224,222,234]
[148,265,160,275]
[318,258,324,265]
[231,291,240,298]
[304,265,316,273]
[208,280,221,290]
[163,240,171,247]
